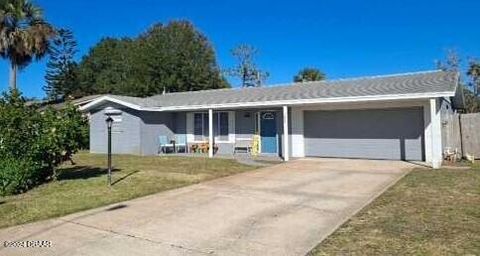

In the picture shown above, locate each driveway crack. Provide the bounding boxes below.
[61,219,215,255]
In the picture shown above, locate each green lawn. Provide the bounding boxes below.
[0,152,258,229]
[309,163,480,255]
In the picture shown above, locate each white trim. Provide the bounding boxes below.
[208,109,213,158]
[228,111,235,143]
[291,107,305,157]
[186,112,194,144]
[81,96,143,111]
[80,92,456,112]
[424,98,443,168]
[256,112,261,153]
[283,106,289,161]
[423,102,432,164]
[430,98,443,169]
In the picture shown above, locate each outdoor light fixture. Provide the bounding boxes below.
[105,116,114,186]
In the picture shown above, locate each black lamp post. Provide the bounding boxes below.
[106,116,114,186]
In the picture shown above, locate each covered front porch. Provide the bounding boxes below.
[159,106,292,161]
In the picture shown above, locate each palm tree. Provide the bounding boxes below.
[294,67,326,82]
[0,0,55,90]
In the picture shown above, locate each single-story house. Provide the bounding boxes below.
[80,70,463,169]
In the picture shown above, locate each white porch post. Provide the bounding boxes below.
[208,108,214,158]
[291,107,305,157]
[283,105,289,161]
[424,98,442,169]
[423,101,432,165]
[430,98,442,169]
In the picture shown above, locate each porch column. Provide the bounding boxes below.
[283,105,289,161]
[208,108,214,158]
[430,98,442,169]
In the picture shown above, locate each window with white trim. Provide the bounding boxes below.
[193,112,229,142]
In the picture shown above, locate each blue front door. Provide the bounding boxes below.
[260,112,277,153]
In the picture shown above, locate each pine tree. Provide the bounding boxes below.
[44,29,79,101]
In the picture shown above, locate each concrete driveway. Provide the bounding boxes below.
[0,158,415,256]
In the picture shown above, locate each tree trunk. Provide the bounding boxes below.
[9,63,17,90]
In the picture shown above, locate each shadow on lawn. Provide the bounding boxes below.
[111,170,139,186]
[57,166,122,180]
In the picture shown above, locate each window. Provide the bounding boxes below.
[193,112,229,141]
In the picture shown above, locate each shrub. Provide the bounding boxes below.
[0,90,88,196]
[35,105,89,172]
[0,157,39,196]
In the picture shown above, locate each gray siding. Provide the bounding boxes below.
[175,112,187,135]
[235,111,256,139]
[304,108,424,161]
[140,112,176,155]
[90,103,179,156]
[89,103,142,154]
[277,110,283,157]
[215,143,234,155]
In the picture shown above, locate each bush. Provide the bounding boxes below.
[0,90,88,196]
[0,157,39,196]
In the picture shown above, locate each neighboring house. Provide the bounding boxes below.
[27,94,105,112]
[80,70,463,169]
[40,94,105,110]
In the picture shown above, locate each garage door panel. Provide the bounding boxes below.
[304,108,424,161]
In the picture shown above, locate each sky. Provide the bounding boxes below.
[0,0,479,98]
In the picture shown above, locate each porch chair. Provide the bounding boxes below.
[175,134,187,153]
[158,135,174,154]
[233,138,253,154]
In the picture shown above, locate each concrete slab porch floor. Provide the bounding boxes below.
[0,158,416,256]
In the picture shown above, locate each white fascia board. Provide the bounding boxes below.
[152,91,455,111]
[79,96,145,111]
[80,91,455,112]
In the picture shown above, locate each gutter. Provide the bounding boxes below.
[80,91,456,112]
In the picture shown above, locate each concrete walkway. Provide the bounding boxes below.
[0,158,415,256]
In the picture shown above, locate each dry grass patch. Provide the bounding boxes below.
[310,164,480,255]
[0,152,258,228]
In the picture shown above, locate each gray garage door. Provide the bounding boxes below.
[304,108,424,160]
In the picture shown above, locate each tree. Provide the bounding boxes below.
[76,21,229,97]
[464,60,480,113]
[226,44,269,87]
[293,67,326,82]
[467,60,480,96]
[436,49,461,73]
[44,29,79,100]
[463,88,480,113]
[139,21,229,95]
[0,0,55,90]
[437,50,480,113]
[77,37,137,96]
[0,89,88,195]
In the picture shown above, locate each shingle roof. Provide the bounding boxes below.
[95,70,459,109]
